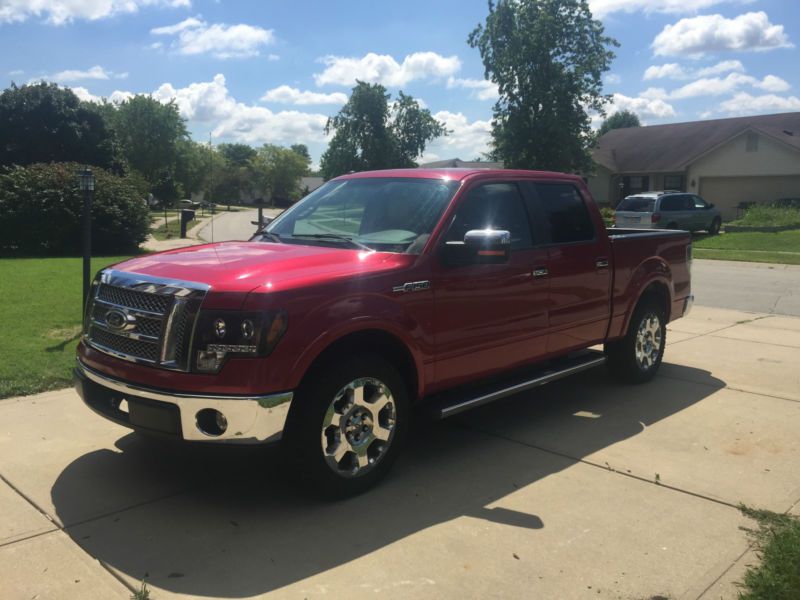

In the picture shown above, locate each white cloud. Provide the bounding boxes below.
[8,69,24,76]
[109,90,134,104]
[42,65,127,83]
[151,17,274,59]
[590,0,737,19]
[640,87,669,100]
[605,73,622,85]
[644,60,746,81]
[267,54,280,62]
[149,74,329,145]
[446,77,499,101]
[71,86,101,103]
[423,111,492,161]
[608,93,677,119]
[261,85,347,106]
[653,12,793,58]
[0,0,190,25]
[149,15,202,35]
[670,72,790,99]
[314,52,461,87]
[717,92,800,115]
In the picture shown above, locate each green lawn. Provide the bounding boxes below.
[0,256,135,399]
[739,506,800,600]
[693,230,800,265]
[150,218,202,240]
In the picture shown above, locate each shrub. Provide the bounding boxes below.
[732,205,800,229]
[0,162,150,256]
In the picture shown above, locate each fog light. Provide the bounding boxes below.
[196,408,228,436]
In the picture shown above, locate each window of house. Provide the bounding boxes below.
[535,183,595,244]
[746,133,759,152]
[445,183,533,250]
[664,175,683,191]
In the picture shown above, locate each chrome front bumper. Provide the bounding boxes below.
[74,360,293,444]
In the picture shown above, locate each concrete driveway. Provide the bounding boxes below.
[2,305,800,599]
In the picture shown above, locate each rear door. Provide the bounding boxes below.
[432,181,550,388]
[526,181,613,355]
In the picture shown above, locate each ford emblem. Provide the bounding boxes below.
[105,309,130,331]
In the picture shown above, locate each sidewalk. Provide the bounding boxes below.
[1,306,799,599]
[142,213,219,253]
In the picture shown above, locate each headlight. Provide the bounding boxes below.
[192,310,288,373]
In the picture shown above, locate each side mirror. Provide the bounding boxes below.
[443,229,511,265]
[708,203,715,209]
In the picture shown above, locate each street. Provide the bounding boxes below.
[197,208,282,244]
[692,258,800,316]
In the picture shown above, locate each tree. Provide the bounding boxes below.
[175,139,215,198]
[319,81,447,180]
[598,109,641,137]
[0,83,120,170]
[251,144,311,204]
[391,92,449,168]
[468,0,618,173]
[109,95,187,185]
[290,144,311,163]
[217,143,257,167]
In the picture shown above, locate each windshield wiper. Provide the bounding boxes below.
[289,233,373,252]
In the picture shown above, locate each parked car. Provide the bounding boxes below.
[75,169,693,497]
[179,199,201,209]
[615,191,722,234]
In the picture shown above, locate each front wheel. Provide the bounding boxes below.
[708,217,721,235]
[281,354,409,498]
[605,301,666,383]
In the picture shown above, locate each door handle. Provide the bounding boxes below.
[595,258,609,269]
[532,267,549,278]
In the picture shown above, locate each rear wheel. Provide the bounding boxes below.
[281,354,409,498]
[708,217,721,235]
[605,300,666,383]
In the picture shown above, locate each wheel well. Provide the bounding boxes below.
[302,329,420,402]
[638,281,671,321]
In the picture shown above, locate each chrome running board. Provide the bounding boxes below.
[429,351,606,420]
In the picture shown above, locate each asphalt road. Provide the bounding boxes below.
[197,207,284,243]
[693,258,800,316]
[197,213,799,316]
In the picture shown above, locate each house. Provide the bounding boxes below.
[588,112,800,220]
[419,158,505,169]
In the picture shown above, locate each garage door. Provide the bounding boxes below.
[699,176,800,221]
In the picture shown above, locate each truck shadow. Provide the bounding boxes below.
[51,364,724,597]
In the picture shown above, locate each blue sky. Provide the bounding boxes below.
[2,0,799,166]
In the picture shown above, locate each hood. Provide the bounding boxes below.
[112,241,415,294]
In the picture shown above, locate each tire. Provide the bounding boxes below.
[604,300,666,384]
[281,354,409,499]
[708,217,721,235]
[666,222,679,230]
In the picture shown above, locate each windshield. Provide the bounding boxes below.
[262,177,460,254]
[618,196,656,212]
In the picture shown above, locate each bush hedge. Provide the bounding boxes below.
[0,162,150,255]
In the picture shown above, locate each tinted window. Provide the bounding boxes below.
[537,184,594,244]
[660,195,682,211]
[618,196,655,212]
[692,195,708,209]
[446,183,532,250]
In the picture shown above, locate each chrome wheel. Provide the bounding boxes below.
[635,313,662,371]
[321,377,396,478]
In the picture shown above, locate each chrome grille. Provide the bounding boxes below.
[84,269,209,371]
[97,284,172,314]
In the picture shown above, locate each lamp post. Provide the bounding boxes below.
[77,167,95,312]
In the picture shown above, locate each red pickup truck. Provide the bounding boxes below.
[75,168,693,496]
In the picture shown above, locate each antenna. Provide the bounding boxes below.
[208,133,214,243]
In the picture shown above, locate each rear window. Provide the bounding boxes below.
[618,196,655,212]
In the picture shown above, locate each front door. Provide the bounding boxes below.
[432,182,550,390]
